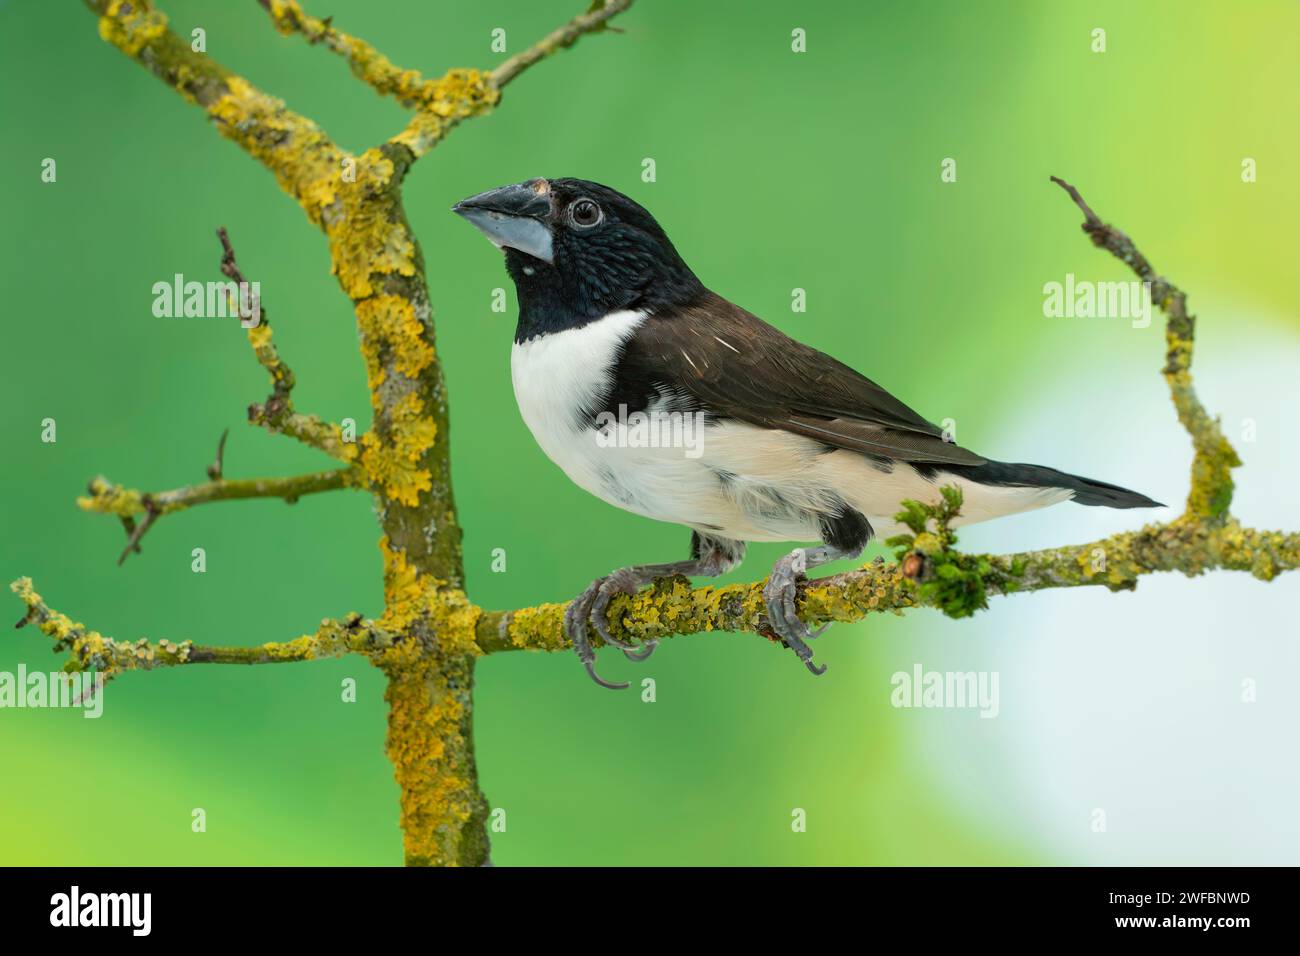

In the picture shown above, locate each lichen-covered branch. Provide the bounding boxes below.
[483,179,1297,656]
[475,516,1300,655]
[259,0,441,104]
[53,0,639,869]
[217,227,358,460]
[78,466,359,564]
[384,0,634,160]
[88,0,350,213]
[79,468,358,519]
[1048,176,1240,520]
[10,577,393,682]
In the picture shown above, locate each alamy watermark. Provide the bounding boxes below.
[50,886,150,936]
[594,404,707,459]
[890,663,999,718]
[1043,272,1151,328]
[0,666,104,718]
[151,273,261,327]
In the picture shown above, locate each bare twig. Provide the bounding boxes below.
[490,0,635,88]
[207,428,229,481]
[117,506,160,567]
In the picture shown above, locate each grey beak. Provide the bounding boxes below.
[452,179,555,263]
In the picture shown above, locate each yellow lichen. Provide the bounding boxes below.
[389,70,500,157]
[359,392,437,507]
[381,658,484,866]
[355,294,434,391]
[77,477,143,517]
[206,75,345,221]
[98,0,167,58]
[247,322,273,352]
[326,155,415,300]
[378,535,428,632]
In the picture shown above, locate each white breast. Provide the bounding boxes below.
[511,309,648,502]
[510,309,825,541]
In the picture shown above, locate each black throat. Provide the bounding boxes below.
[507,249,704,343]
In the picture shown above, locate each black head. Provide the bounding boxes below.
[452,178,703,341]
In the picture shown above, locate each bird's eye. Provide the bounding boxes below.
[570,199,602,227]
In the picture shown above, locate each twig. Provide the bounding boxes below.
[87,0,351,216]
[385,0,637,160]
[79,468,360,564]
[258,0,441,104]
[490,0,635,88]
[207,428,229,481]
[117,506,159,566]
[216,226,355,460]
[1049,177,1239,519]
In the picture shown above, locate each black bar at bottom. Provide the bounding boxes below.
[0,866,1279,941]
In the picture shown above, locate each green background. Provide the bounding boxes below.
[2,0,1297,865]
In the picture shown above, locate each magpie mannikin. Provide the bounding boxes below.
[453,178,1162,689]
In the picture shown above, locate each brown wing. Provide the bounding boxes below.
[623,291,986,466]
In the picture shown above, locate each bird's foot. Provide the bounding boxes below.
[762,549,830,677]
[564,568,664,690]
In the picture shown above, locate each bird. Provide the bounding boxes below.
[452,178,1162,689]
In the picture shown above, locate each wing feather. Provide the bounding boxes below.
[621,291,986,467]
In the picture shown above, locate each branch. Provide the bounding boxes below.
[385,0,638,162]
[477,517,1300,654]
[480,179,1297,656]
[216,227,358,461]
[10,578,393,683]
[1049,176,1240,519]
[489,0,634,89]
[71,0,639,868]
[86,0,350,219]
[255,0,496,162]
[79,467,359,565]
[258,0,441,104]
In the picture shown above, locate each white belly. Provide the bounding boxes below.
[510,311,808,540]
[511,311,1073,544]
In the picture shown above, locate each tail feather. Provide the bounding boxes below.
[952,461,1164,510]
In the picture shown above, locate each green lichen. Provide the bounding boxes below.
[887,487,997,619]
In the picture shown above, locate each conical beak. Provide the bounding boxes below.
[452,179,555,263]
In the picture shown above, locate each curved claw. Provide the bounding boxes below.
[565,574,645,690]
[622,639,658,662]
[592,567,642,650]
[583,659,630,691]
[763,554,830,676]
